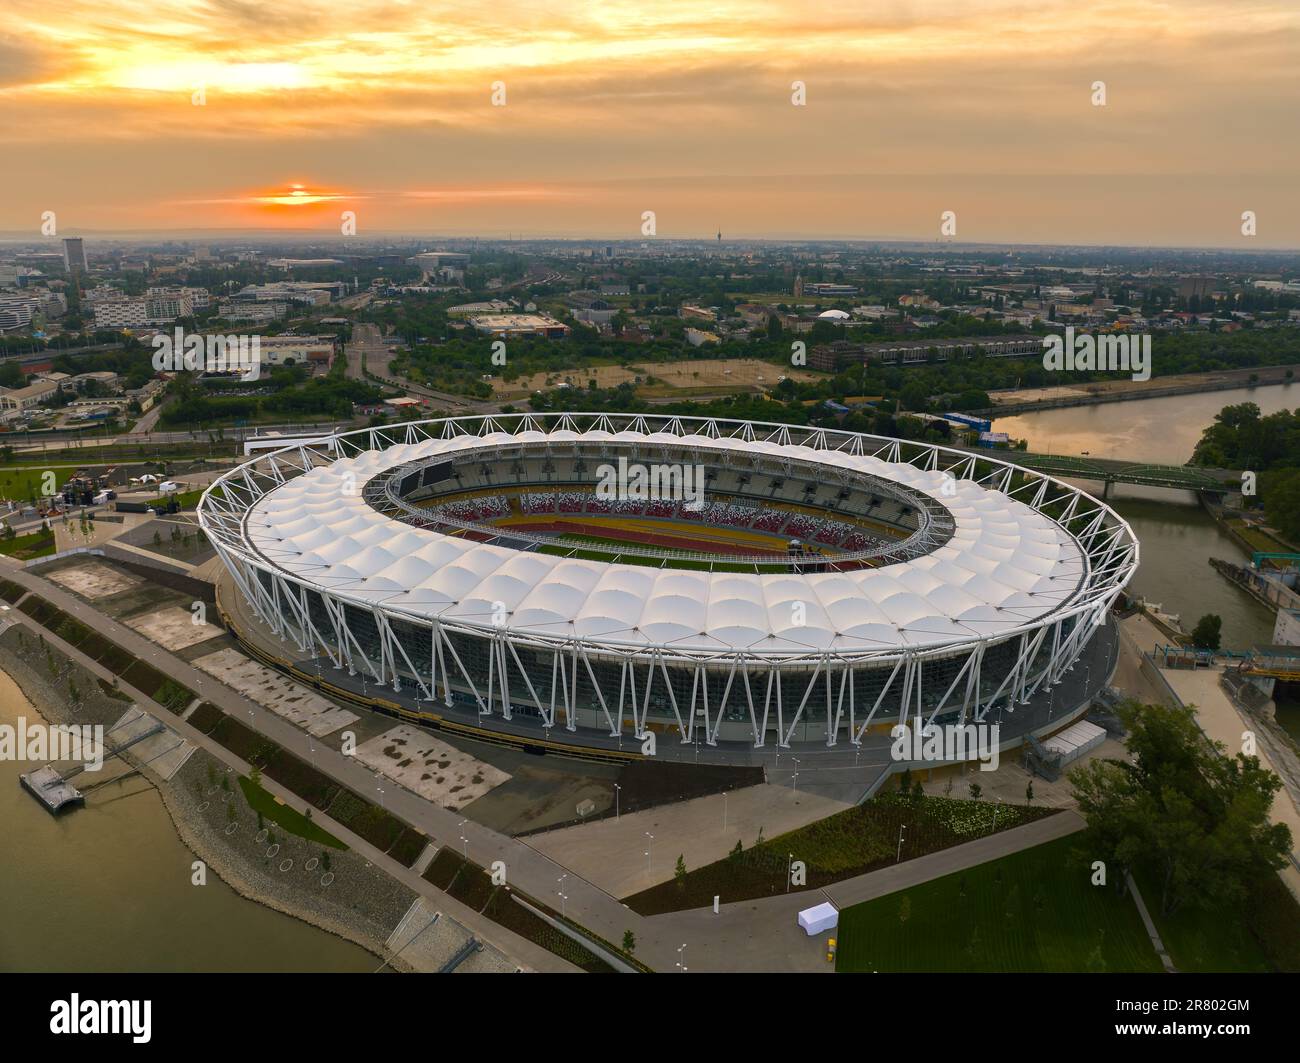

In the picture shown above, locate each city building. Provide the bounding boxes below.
[804,283,858,297]
[62,237,87,273]
[809,335,1044,372]
[466,313,570,339]
[93,299,149,329]
[0,379,59,410]
[217,300,286,323]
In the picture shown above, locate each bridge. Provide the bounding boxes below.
[955,447,1237,496]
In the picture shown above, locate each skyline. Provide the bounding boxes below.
[3,1,1299,243]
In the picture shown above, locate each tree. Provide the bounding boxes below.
[968,782,982,801]
[1070,700,1291,916]
[674,854,687,887]
[622,929,636,954]
[1261,467,1300,542]
[1190,613,1222,651]
[1025,780,1035,804]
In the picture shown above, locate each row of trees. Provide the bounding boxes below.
[1191,402,1300,542]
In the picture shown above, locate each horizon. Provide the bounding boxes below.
[4,0,1298,246]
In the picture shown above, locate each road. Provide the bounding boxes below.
[346,321,502,414]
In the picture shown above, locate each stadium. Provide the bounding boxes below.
[198,413,1139,764]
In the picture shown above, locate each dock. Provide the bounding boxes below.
[19,765,85,813]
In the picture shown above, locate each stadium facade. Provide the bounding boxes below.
[199,414,1138,754]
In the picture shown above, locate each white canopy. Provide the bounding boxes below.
[244,428,1085,655]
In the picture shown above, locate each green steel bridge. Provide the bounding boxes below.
[954,447,1237,495]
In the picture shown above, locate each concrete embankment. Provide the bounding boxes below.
[979,363,1300,417]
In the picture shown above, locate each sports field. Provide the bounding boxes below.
[498,514,795,557]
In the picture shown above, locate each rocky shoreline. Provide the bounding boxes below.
[0,627,419,971]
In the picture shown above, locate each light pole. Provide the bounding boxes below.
[676,943,687,974]
[557,874,568,917]
[614,782,621,821]
[791,756,800,797]
[722,790,727,832]
[644,831,654,877]
[896,823,907,863]
[458,818,469,860]
[786,852,793,892]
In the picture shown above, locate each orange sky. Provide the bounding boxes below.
[2,1,1298,244]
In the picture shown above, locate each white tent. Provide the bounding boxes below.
[798,902,838,936]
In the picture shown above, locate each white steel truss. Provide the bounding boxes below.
[199,413,1139,751]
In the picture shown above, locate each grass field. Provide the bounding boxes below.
[0,466,59,503]
[624,792,1055,915]
[237,775,346,850]
[835,836,1163,973]
[0,528,56,560]
[1135,867,1272,972]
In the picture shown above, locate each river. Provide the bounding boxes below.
[0,670,374,972]
[994,381,1299,652]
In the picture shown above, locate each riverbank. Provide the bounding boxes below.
[981,363,1300,416]
[0,628,415,971]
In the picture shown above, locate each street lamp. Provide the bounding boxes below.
[896,824,907,863]
[644,831,654,876]
[786,852,793,892]
[676,943,687,974]
[458,818,469,860]
[614,782,621,821]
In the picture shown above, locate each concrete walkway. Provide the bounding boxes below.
[526,783,849,897]
[1126,871,1177,972]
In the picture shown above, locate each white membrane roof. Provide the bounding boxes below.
[242,429,1088,654]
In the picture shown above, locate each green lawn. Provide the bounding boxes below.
[835,836,1163,973]
[237,775,346,850]
[0,466,60,503]
[625,792,1055,915]
[0,528,57,560]
[1135,867,1271,972]
[149,488,205,510]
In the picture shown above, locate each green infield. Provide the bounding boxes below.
[835,835,1164,973]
